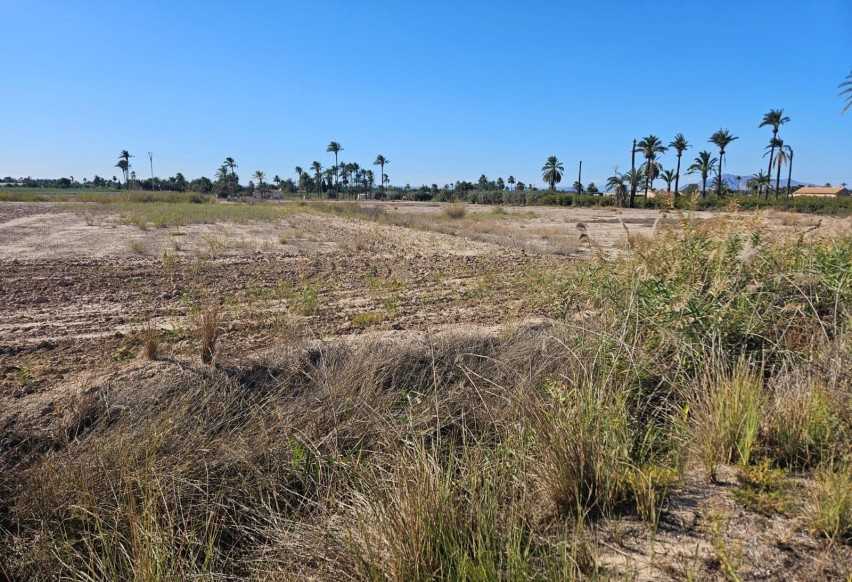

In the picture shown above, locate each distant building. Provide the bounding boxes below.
[792,186,849,197]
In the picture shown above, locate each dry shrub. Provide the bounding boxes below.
[442,203,467,219]
[200,301,220,364]
[142,321,159,360]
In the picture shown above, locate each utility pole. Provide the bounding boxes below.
[148,152,155,190]
[630,139,637,208]
[577,160,583,195]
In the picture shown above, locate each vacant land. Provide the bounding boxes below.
[1,198,850,580]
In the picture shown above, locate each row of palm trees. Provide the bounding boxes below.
[541,109,799,208]
[288,145,389,199]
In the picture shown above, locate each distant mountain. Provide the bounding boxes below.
[680,173,817,191]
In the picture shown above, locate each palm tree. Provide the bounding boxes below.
[660,169,676,193]
[747,171,771,197]
[606,172,629,207]
[507,176,515,191]
[840,70,852,114]
[373,155,388,198]
[225,157,238,175]
[708,129,738,196]
[687,151,718,198]
[365,169,375,197]
[327,142,343,192]
[624,167,645,208]
[668,134,690,201]
[252,170,266,193]
[117,150,133,187]
[541,156,564,190]
[635,135,667,197]
[115,160,129,188]
[311,161,322,199]
[785,146,794,197]
[759,109,790,178]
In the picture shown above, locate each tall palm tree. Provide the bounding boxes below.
[373,155,388,198]
[759,109,790,179]
[785,146,794,197]
[687,151,718,198]
[326,142,343,192]
[311,161,322,199]
[840,70,852,114]
[660,169,676,193]
[708,129,738,196]
[668,133,690,201]
[635,135,667,197]
[606,172,629,207]
[365,169,375,197]
[507,176,515,191]
[747,171,771,197]
[541,156,564,190]
[225,157,238,175]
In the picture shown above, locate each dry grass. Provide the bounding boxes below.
[199,300,220,364]
[1,216,850,579]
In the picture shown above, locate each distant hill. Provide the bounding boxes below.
[679,173,817,190]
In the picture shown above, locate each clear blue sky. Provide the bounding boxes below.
[2,0,850,188]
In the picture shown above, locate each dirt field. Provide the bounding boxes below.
[1,199,849,579]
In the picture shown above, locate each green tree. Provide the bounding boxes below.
[507,175,515,191]
[746,170,771,197]
[496,177,505,190]
[294,166,304,195]
[252,170,266,194]
[668,133,690,201]
[373,155,389,198]
[687,151,718,198]
[624,167,645,208]
[225,157,238,175]
[708,129,738,196]
[114,159,129,188]
[660,169,676,192]
[311,161,323,199]
[635,135,667,197]
[541,156,564,190]
[117,150,133,187]
[759,109,790,179]
[606,172,628,206]
[326,142,343,193]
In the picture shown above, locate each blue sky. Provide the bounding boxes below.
[2,0,850,188]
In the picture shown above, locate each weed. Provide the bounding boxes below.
[733,459,794,516]
[200,301,220,364]
[128,239,147,255]
[351,312,386,326]
[808,460,852,543]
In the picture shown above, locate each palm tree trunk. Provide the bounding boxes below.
[767,127,777,178]
[717,153,723,196]
[775,158,782,200]
[629,139,637,208]
[644,158,651,198]
[786,152,793,197]
[702,175,707,198]
[674,153,681,202]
